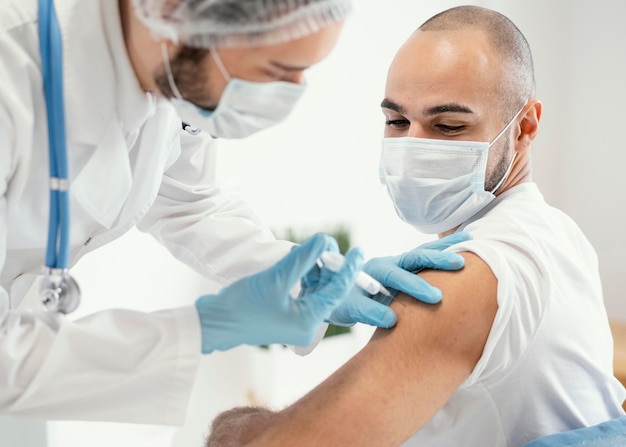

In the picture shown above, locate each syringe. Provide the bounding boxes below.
[318,251,392,297]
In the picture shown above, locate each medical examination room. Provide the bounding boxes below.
[1,0,625,445]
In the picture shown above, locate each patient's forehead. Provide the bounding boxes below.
[384,29,504,114]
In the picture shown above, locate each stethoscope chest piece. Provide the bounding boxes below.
[39,268,81,314]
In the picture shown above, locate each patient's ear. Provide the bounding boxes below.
[515,100,542,154]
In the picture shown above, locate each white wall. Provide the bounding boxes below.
[42,1,626,446]
[483,0,626,320]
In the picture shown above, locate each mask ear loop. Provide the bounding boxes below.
[490,152,517,194]
[161,43,184,101]
[210,49,232,82]
[488,106,525,148]
[488,106,525,194]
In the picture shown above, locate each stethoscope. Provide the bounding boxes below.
[37,0,81,314]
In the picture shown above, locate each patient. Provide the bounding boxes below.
[205,6,626,446]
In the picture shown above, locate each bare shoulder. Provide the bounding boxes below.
[246,252,499,447]
[369,252,498,379]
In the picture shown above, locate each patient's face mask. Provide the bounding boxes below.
[379,107,523,234]
[162,46,306,139]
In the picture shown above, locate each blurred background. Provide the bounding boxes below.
[3,0,625,445]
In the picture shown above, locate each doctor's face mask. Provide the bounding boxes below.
[156,21,344,139]
[379,107,523,234]
[161,45,306,139]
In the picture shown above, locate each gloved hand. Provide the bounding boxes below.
[363,230,472,304]
[195,233,363,354]
[307,231,472,328]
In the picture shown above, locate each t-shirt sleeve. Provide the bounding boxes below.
[446,218,550,385]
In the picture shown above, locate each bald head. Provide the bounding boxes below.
[417,5,535,118]
[381,6,543,196]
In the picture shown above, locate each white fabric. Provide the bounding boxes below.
[380,137,493,234]
[402,183,626,447]
[131,0,353,49]
[170,77,306,139]
[0,0,292,424]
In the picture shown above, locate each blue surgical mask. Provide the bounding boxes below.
[379,107,523,234]
[162,45,306,139]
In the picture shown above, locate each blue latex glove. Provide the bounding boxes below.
[307,231,472,328]
[195,233,363,354]
[363,231,472,305]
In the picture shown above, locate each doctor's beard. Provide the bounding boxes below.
[154,46,215,109]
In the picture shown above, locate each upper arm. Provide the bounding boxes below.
[250,252,498,446]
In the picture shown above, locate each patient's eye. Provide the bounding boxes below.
[385,118,410,130]
[435,124,465,134]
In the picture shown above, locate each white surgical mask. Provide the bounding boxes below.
[379,107,523,234]
[162,45,306,139]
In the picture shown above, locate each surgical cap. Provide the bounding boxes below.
[131,0,353,48]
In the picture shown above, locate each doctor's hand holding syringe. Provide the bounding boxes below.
[195,231,470,353]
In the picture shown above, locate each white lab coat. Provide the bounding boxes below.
[0,0,292,424]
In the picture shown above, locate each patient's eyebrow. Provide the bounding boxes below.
[424,103,474,116]
[381,100,475,117]
[380,98,405,114]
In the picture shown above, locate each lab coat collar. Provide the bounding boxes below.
[101,0,157,134]
[58,0,156,228]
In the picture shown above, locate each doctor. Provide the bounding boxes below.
[0,0,468,424]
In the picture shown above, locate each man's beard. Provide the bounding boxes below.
[154,46,213,108]
[485,137,512,192]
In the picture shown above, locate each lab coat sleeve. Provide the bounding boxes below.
[0,102,201,424]
[137,129,294,286]
[0,298,201,424]
[137,129,331,354]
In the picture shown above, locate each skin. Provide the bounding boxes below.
[206,407,277,447]
[118,0,344,110]
[382,29,541,237]
[206,27,543,447]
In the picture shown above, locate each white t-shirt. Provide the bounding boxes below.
[403,183,625,447]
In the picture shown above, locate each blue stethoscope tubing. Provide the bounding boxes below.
[38,0,69,270]
[37,0,80,313]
